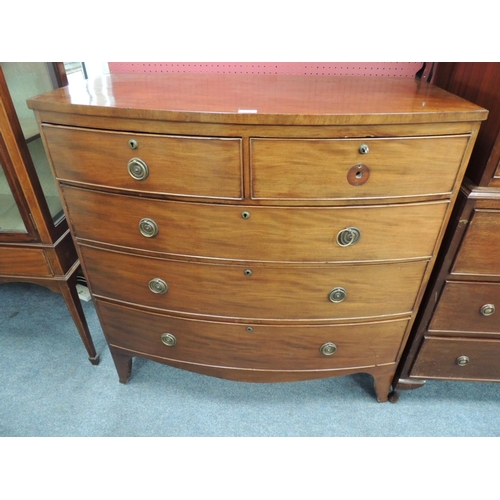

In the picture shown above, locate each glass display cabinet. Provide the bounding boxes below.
[0,62,99,364]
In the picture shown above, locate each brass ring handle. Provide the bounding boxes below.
[320,342,337,356]
[161,333,177,346]
[148,278,168,294]
[336,227,361,247]
[480,304,495,316]
[329,287,347,303]
[139,218,159,238]
[127,158,149,180]
[456,355,469,367]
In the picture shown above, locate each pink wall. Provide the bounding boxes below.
[108,62,423,78]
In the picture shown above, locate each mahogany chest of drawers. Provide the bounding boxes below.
[392,63,500,399]
[27,73,486,401]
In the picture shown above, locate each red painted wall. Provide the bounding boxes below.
[108,62,423,77]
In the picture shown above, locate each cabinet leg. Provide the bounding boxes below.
[372,367,396,403]
[58,277,100,365]
[110,348,133,383]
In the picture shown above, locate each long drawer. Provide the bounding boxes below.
[96,299,410,370]
[63,185,448,263]
[81,244,427,321]
[250,135,469,200]
[42,124,243,200]
[411,336,500,381]
[429,281,500,335]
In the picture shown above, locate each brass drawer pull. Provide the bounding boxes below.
[480,304,495,316]
[128,158,149,180]
[336,227,361,247]
[320,342,337,356]
[456,355,469,367]
[148,278,168,294]
[161,333,177,346]
[329,287,347,303]
[139,218,159,238]
[358,144,370,154]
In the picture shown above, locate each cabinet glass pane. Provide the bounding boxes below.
[27,136,63,220]
[1,62,63,222]
[0,157,27,232]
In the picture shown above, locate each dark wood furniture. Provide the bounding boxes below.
[392,63,500,399]
[27,73,485,400]
[0,63,99,364]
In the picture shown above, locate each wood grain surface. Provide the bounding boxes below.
[62,185,448,263]
[27,73,487,125]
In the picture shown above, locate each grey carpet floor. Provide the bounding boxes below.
[1,282,499,437]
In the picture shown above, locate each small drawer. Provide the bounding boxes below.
[429,281,500,335]
[81,244,427,321]
[250,135,469,200]
[0,247,51,277]
[452,209,500,276]
[411,336,500,381]
[42,124,243,200]
[63,185,448,263]
[96,300,410,370]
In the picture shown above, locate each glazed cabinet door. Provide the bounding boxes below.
[0,63,66,243]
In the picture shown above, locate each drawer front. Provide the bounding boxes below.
[97,300,409,370]
[429,281,500,335]
[250,136,469,200]
[63,185,448,263]
[452,210,500,276]
[0,247,51,277]
[42,125,243,199]
[411,337,500,381]
[81,245,427,321]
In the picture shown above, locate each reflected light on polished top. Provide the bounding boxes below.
[29,73,485,126]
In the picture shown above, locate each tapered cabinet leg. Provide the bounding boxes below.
[58,278,100,365]
[109,347,133,383]
[372,366,396,403]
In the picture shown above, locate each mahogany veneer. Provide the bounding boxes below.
[27,73,486,401]
[392,63,500,400]
[0,64,98,365]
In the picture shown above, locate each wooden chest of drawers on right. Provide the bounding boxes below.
[393,63,500,398]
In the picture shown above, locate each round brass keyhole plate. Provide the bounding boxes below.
[347,164,370,186]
